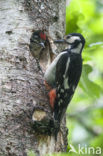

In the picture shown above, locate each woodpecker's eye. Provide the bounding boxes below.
[67,36,81,44]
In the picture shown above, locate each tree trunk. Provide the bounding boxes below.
[0,0,68,156]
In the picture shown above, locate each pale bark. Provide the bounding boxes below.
[0,0,68,156]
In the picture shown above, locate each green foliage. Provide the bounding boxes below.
[27,150,36,156]
[66,0,103,155]
[80,64,102,98]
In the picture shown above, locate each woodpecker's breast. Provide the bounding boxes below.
[44,52,67,88]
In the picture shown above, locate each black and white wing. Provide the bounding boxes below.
[54,52,82,123]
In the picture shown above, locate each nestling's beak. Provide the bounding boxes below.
[39,42,45,48]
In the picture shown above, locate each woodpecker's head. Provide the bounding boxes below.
[54,33,85,54]
[29,31,47,58]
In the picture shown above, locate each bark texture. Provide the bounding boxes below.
[0,0,68,156]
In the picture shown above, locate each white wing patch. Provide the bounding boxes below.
[64,57,70,76]
[63,58,70,89]
[64,77,69,89]
[44,52,67,87]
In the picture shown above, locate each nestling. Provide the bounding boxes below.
[29,31,47,73]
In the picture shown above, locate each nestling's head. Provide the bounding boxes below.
[54,33,85,54]
[30,31,46,47]
[29,31,47,58]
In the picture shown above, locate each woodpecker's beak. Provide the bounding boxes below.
[54,39,69,44]
[54,39,66,44]
[39,42,45,48]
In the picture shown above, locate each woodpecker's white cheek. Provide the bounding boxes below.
[71,43,82,54]
[65,44,71,50]
[67,36,80,43]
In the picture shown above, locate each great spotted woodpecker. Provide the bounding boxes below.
[44,33,85,124]
[29,31,47,73]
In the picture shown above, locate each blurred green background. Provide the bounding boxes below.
[66,0,103,155]
[28,0,103,155]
